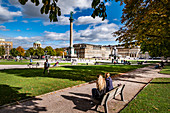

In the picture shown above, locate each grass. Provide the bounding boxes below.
[0,65,147,106]
[0,59,35,65]
[159,66,170,74]
[51,62,88,65]
[121,78,170,113]
[126,60,160,64]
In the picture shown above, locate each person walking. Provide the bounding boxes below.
[43,59,50,74]
[105,73,114,92]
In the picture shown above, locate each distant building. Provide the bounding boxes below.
[33,41,41,49]
[116,45,149,59]
[73,44,111,58]
[72,43,149,59]
[0,38,13,57]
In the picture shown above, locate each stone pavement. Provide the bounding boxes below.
[0,65,169,113]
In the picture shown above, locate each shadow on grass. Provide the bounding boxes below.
[150,82,170,84]
[0,85,47,113]
[0,65,147,82]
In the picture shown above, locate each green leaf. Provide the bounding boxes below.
[58,8,61,16]
[45,5,49,14]
[35,0,40,6]
[40,5,45,14]
[92,0,100,8]
[18,0,27,5]
[31,0,35,3]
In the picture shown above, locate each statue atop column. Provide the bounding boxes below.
[69,11,74,22]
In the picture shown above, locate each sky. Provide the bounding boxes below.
[0,0,124,49]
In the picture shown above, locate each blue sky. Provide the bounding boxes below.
[0,0,124,49]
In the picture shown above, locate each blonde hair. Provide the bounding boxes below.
[105,73,110,78]
[96,75,106,91]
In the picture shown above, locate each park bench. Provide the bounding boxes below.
[27,62,40,68]
[137,61,143,65]
[91,84,125,113]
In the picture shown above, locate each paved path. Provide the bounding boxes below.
[0,65,169,113]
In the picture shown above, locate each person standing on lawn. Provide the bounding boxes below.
[43,59,50,74]
[105,73,114,92]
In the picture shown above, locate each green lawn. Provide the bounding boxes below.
[121,78,170,113]
[159,66,170,74]
[0,65,147,106]
[126,60,160,64]
[51,62,88,65]
[0,59,34,65]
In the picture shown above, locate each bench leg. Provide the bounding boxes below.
[120,92,124,101]
[95,104,99,111]
[104,102,108,113]
[120,84,125,101]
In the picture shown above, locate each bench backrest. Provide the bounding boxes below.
[100,84,125,105]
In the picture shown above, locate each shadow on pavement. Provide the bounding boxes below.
[0,85,47,113]
[69,92,92,98]
[119,74,145,79]
[114,78,148,84]
[61,94,95,112]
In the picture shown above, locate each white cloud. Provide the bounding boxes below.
[58,0,92,14]
[43,23,119,43]
[8,0,47,19]
[44,31,69,41]
[0,25,10,31]
[22,20,28,23]
[8,0,94,25]
[0,5,22,23]
[113,18,118,21]
[15,36,28,40]
[75,16,108,25]
[77,23,119,42]
[32,20,41,23]
[43,16,70,26]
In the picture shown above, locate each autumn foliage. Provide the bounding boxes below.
[16,46,25,57]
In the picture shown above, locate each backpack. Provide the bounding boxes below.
[45,62,50,68]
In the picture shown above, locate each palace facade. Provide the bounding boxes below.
[0,38,13,57]
[72,43,149,59]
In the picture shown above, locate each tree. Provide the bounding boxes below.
[27,47,34,57]
[25,50,30,57]
[44,46,56,56]
[16,46,25,57]
[10,48,19,57]
[92,0,170,57]
[55,48,65,56]
[140,38,170,58]
[0,46,5,56]
[33,47,44,58]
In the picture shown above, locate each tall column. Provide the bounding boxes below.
[69,11,75,56]
[70,20,73,47]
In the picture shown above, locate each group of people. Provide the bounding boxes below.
[92,73,114,101]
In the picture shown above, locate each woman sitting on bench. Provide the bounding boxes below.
[105,73,114,92]
[92,75,106,101]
